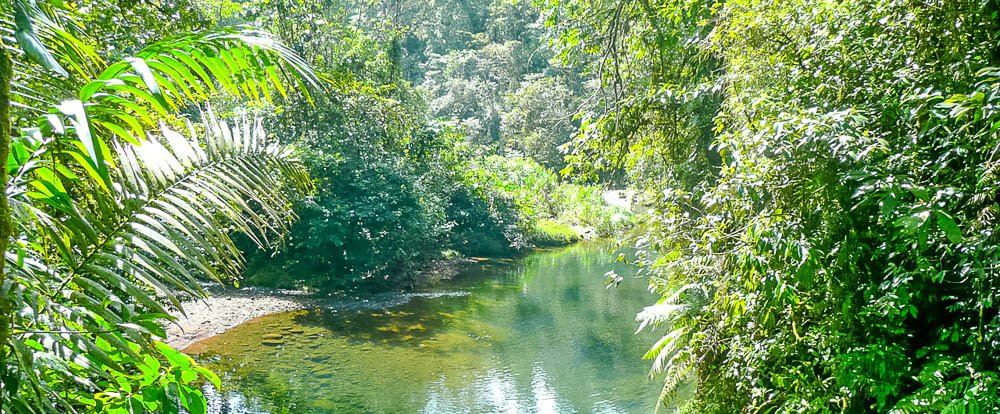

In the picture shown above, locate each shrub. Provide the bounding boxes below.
[528,219,581,247]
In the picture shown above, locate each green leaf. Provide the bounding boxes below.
[137,354,161,387]
[79,80,108,101]
[153,342,191,370]
[56,99,112,191]
[178,384,206,414]
[895,209,930,235]
[125,57,170,109]
[935,211,962,244]
[195,367,221,390]
[13,0,68,77]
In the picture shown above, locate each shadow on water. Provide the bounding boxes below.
[290,293,475,346]
[192,241,663,413]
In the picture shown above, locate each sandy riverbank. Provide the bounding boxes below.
[164,287,314,351]
[164,258,480,351]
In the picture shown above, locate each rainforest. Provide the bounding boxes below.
[0,0,997,413]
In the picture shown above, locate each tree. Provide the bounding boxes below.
[541,0,1000,412]
[536,0,721,186]
[0,1,317,411]
[422,41,525,145]
[502,74,578,170]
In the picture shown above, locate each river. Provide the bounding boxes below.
[189,242,661,413]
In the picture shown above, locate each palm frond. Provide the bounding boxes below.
[89,26,318,115]
[1,3,319,194]
[1,0,103,78]
[5,112,310,412]
[14,26,320,196]
[36,110,308,300]
[0,4,320,412]
[654,350,694,414]
[0,0,104,111]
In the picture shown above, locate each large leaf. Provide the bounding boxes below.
[6,112,311,412]
[12,0,67,77]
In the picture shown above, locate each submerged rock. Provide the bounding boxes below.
[307,355,331,363]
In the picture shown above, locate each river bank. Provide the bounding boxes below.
[165,257,484,350]
[165,224,621,351]
[165,287,314,350]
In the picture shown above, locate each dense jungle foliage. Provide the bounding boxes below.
[0,0,318,410]
[0,0,621,412]
[207,0,624,291]
[536,0,1000,412]
[1,0,998,413]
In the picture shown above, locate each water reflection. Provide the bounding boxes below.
[192,242,659,413]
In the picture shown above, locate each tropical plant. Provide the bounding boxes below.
[539,0,1000,412]
[0,1,317,412]
[5,112,311,413]
[501,74,579,170]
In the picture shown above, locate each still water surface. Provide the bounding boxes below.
[191,242,660,413]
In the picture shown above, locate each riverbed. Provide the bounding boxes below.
[187,242,660,413]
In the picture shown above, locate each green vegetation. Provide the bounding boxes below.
[530,219,580,247]
[539,0,1000,412]
[10,0,994,412]
[0,1,621,412]
[214,0,626,291]
[0,1,317,411]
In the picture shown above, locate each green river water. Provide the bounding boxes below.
[191,242,662,413]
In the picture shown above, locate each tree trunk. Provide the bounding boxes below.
[0,45,14,410]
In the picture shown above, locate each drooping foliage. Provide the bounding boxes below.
[540,0,1000,411]
[6,113,310,413]
[0,0,317,411]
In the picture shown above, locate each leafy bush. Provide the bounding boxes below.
[529,219,581,247]
[542,0,1000,412]
[243,81,455,290]
[461,155,631,247]
[222,0,629,294]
